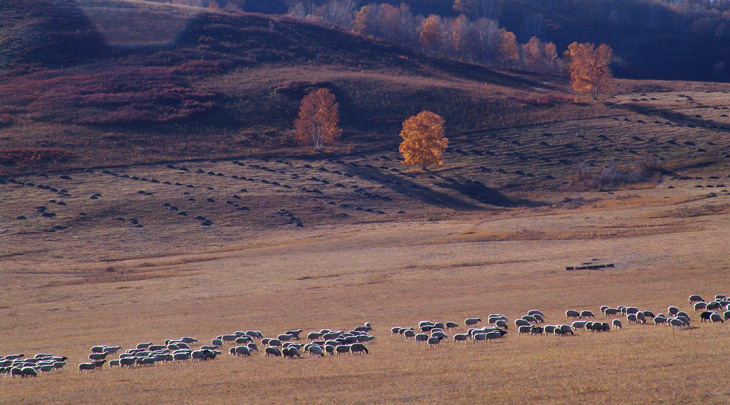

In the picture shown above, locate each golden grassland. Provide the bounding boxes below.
[3,89,730,402]
[3,172,730,402]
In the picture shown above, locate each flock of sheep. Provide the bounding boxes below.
[5,293,729,378]
[0,353,67,378]
[391,293,730,347]
[2,323,375,378]
[73,323,374,374]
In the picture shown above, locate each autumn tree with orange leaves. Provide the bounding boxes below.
[565,42,613,100]
[399,111,448,169]
[294,88,341,151]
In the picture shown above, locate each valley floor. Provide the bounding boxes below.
[2,169,730,402]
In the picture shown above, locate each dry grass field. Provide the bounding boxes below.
[3,89,730,403]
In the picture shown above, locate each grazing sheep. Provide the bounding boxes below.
[689,295,705,303]
[627,314,637,324]
[39,364,54,373]
[120,357,137,367]
[654,316,667,326]
[580,310,595,318]
[404,330,416,339]
[565,310,580,319]
[559,325,574,335]
[694,302,707,311]
[528,310,545,318]
[670,318,687,329]
[21,367,38,377]
[427,337,441,347]
[716,294,727,300]
[710,313,724,324]
[308,345,324,357]
[211,339,223,347]
[336,345,351,354]
[282,347,301,358]
[235,336,252,344]
[518,325,533,335]
[677,311,690,320]
[265,347,282,357]
[636,312,646,324]
[78,361,102,372]
[532,314,544,323]
[432,331,448,340]
[612,319,622,329]
[530,327,544,335]
[309,332,323,340]
[109,360,120,368]
[277,334,293,342]
[701,311,712,322]
[350,343,369,354]
[543,325,556,335]
[234,346,251,356]
[723,311,730,320]
[415,333,429,343]
[268,339,282,347]
[495,320,508,330]
[604,308,620,316]
[571,321,586,330]
[465,318,481,327]
[515,319,530,327]
[136,342,152,350]
[181,337,198,344]
[286,329,304,339]
[522,315,538,323]
[600,305,609,315]
[453,334,469,343]
[668,306,679,316]
[626,307,639,315]
[472,333,486,342]
[323,332,342,340]
[445,321,459,330]
[488,316,506,325]
[172,352,190,362]
[91,346,106,353]
[88,353,107,361]
[485,331,504,341]
[707,302,722,311]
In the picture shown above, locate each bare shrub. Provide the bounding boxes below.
[573,153,661,190]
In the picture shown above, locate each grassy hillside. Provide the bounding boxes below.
[0,0,617,175]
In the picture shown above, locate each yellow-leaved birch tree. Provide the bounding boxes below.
[294,88,341,151]
[398,111,448,169]
[565,42,613,100]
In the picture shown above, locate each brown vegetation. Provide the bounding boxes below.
[573,153,662,190]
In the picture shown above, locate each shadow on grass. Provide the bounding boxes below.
[346,164,540,209]
[613,103,730,131]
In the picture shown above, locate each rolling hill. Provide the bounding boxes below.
[0,0,620,175]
